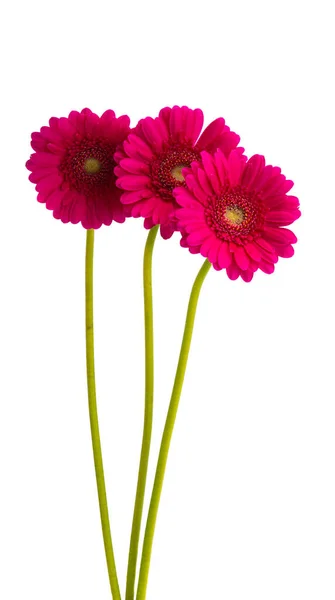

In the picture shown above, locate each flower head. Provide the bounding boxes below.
[114,105,241,239]
[174,150,300,282]
[26,108,130,228]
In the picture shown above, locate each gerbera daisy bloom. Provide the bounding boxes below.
[174,150,300,282]
[114,105,241,239]
[26,108,130,228]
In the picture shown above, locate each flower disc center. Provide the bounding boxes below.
[151,146,200,201]
[84,157,101,174]
[225,206,245,225]
[171,164,187,182]
[205,188,265,242]
[60,138,116,196]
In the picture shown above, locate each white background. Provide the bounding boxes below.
[1,0,334,599]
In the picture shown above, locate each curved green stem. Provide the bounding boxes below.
[126,226,159,600]
[85,229,121,600]
[136,259,211,600]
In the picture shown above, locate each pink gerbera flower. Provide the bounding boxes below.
[26,108,130,229]
[114,105,241,239]
[174,150,300,282]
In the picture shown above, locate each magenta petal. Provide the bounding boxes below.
[207,240,220,264]
[69,198,85,224]
[84,112,100,136]
[273,195,300,211]
[264,226,297,244]
[262,174,286,198]
[189,245,201,254]
[120,189,153,205]
[196,118,225,151]
[176,207,204,220]
[265,191,291,209]
[272,244,295,258]
[30,135,47,152]
[174,187,199,208]
[200,237,216,258]
[57,117,76,138]
[39,126,62,144]
[241,155,265,188]
[185,176,209,205]
[28,152,60,167]
[119,158,150,175]
[187,230,209,245]
[226,262,240,280]
[158,107,172,128]
[217,243,232,268]
[253,165,275,192]
[197,164,213,196]
[245,242,262,262]
[184,223,209,236]
[228,151,242,187]
[265,210,301,226]
[255,237,276,254]
[61,190,76,206]
[234,246,250,270]
[127,134,154,160]
[169,106,183,140]
[201,152,221,194]
[216,131,241,157]
[144,216,154,229]
[46,143,66,155]
[283,180,294,193]
[28,169,56,183]
[260,260,275,274]
[36,175,62,194]
[100,109,116,122]
[241,270,254,282]
[154,115,169,142]
[117,175,151,191]
[183,108,204,143]
[141,117,164,153]
[160,221,176,239]
[213,149,227,186]
[190,108,204,143]
[48,117,59,128]
[44,189,62,210]
[131,201,151,218]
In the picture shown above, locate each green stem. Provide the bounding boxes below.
[85,229,121,600]
[136,258,211,600]
[126,226,159,600]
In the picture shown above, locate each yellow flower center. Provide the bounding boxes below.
[84,158,101,174]
[171,164,187,182]
[225,206,245,225]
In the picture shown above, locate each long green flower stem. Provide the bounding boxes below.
[136,258,212,600]
[126,225,159,600]
[85,229,121,600]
